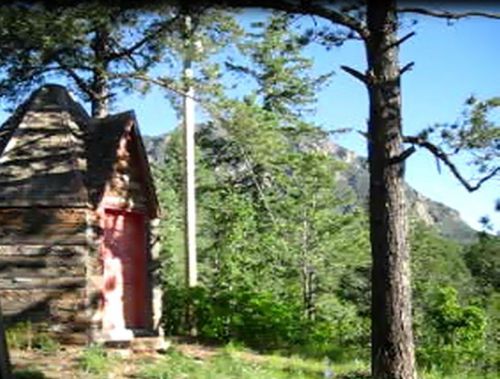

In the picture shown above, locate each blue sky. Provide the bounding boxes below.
[119,10,499,231]
[1,9,498,231]
[292,12,500,231]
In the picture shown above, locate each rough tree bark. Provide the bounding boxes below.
[365,1,416,378]
[90,27,110,118]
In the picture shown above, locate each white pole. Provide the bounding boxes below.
[183,15,197,289]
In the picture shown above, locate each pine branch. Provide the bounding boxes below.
[106,15,181,62]
[118,72,201,102]
[225,61,260,78]
[398,7,500,20]
[389,146,416,164]
[387,31,416,50]
[340,65,368,84]
[403,135,499,192]
[400,62,415,75]
[218,0,369,40]
[54,58,97,99]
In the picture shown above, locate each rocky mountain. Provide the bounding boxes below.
[321,142,478,244]
[142,133,478,245]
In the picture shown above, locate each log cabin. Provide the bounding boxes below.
[0,84,163,344]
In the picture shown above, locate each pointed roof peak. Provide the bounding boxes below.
[26,84,89,118]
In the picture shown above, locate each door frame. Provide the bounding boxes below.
[98,205,151,333]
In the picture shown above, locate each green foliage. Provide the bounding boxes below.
[464,233,500,298]
[0,4,165,105]
[417,286,487,374]
[78,344,117,377]
[419,95,499,183]
[158,105,371,358]
[226,12,333,119]
[0,4,242,114]
[139,345,370,379]
[164,285,302,350]
[410,222,475,307]
[6,321,59,353]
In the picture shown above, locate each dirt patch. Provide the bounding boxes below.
[174,342,219,361]
[10,345,162,379]
[12,346,84,379]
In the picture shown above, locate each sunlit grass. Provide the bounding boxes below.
[139,343,370,379]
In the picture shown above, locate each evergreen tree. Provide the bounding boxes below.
[0,3,241,117]
[0,3,177,116]
[156,13,370,353]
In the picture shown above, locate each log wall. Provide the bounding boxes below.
[0,207,90,343]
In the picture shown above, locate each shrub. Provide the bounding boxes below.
[163,285,304,350]
[417,286,487,374]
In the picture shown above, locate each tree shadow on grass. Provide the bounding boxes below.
[13,368,46,379]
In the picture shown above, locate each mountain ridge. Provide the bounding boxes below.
[143,132,478,245]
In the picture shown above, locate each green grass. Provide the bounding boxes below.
[77,344,121,378]
[139,344,369,379]
[138,342,500,379]
[6,321,59,353]
[10,337,498,379]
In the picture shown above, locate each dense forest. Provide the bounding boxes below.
[0,2,498,378]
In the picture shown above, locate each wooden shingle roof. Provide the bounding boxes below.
[0,85,88,206]
[0,84,158,217]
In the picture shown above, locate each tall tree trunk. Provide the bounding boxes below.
[90,27,110,118]
[301,218,315,321]
[365,0,416,378]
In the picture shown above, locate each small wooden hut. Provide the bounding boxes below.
[0,84,162,344]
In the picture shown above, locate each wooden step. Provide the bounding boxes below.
[130,336,170,353]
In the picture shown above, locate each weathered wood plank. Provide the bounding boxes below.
[0,277,85,290]
[0,245,87,256]
[0,254,84,267]
[0,265,85,278]
[0,208,88,244]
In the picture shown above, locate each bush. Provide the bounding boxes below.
[163,285,304,350]
[303,296,370,361]
[163,284,370,359]
[417,286,487,374]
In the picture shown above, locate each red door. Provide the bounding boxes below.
[102,209,148,329]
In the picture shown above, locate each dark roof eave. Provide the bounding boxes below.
[127,112,160,219]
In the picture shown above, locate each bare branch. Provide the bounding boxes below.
[117,72,203,102]
[400,62,415,75]
[341,65,368,84]
[55,58,97,99]
[404,135,499,192]
[389,146,416,164]
[398,7,500,20]
[388,31,416,50]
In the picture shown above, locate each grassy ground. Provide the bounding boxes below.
[9,341,499,379]
[138,343,369,379]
